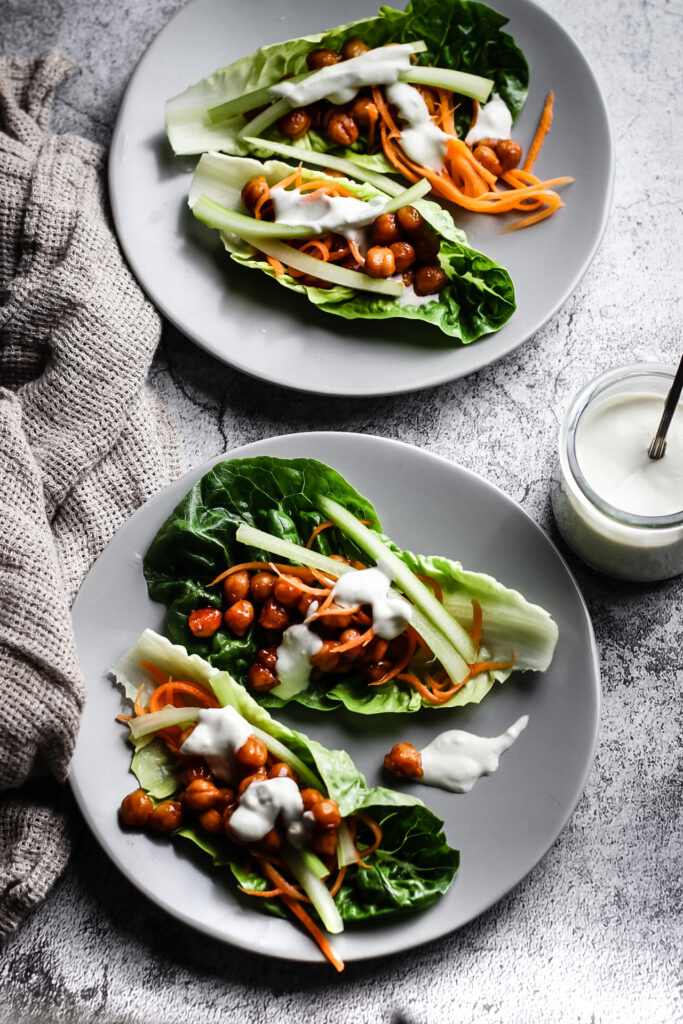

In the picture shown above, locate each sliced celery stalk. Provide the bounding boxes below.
[191,195,318,240]
[128,706,199,740]
[381,178,430,213]
[207,74,309,124]
[241,136,403,196]
[337,820,359,868]
[400,66,493,104]
[300,849,331,881]
[239,97,291,140]
[283,847,344,934]
[316,494,478,665]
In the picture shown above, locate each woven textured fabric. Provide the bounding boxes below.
[0,51,181,940]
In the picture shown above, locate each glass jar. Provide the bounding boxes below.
[551,363,683,582]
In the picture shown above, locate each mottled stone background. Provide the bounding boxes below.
[1,0,681,1021]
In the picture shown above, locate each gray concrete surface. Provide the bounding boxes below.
[1,0,682,1021]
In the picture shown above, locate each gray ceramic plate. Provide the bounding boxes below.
[109,0,614,397]
[70,432,600,966]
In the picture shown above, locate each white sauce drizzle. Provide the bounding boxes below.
[331,558,412,640]
[395,279,439,308]
[270,44,414,108]
[418,715,529,793]
[229,777,307,846]
[385,81,449,173]
[179,705,252,783]
[272,622,323,699]
[465,92,512,146]
[270,186,385,251]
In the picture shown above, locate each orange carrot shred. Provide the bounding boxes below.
[523,91,555,172]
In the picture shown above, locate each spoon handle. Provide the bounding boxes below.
[648,353,683,460]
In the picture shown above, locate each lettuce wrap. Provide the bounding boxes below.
[188,152,515,342]
[144,456,558,714]
[114,630,459,955]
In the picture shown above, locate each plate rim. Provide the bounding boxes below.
[107,0,615,398]
[70,430,601,965]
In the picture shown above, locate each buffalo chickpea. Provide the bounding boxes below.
[260,828,283,855]
[341,37,370,59]
[396,205,425,235]
[412,229,440,263]
[350,96,378,127]
[341,255,364,273]
[259,597,290,631]
[273,577,301,607]
[383,742,423,778]
[279,109,311,140]
[268,761,298,782]
[389,241,415,273]
[300,788,325,811]
[473,143,502,177]
[241,176,270,213]
[119,788,153,827]
[338,628,363,661]
[360,659,392,683]
[311,828,339,856]
[214,788,236,812]
[497,138,523,172]
[306,48,341,70]
[238,767,268,797]
[188,608,222,638]
[235,734,268,769]
[310,639,340,673]
[297,592,318,617]
[365,246,396,278]
[319,611,353,631]
[182,778,221,812]
[311,799,342,830]
[181,762,209,787]
[362,636,389,662]
[326,111,359,146]
[223,570,250,604]
[197,808,224,834]
[414,263,446,296]
[248,662,278,692]
[258,646,278,670]
[371,212,401,246]
[250,571,275,603]
[224,599,254,636]
[148,799,183,833]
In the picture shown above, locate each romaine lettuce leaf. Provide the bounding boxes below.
[166,0,528,156]
[114,630,458,924]
[189,151,515,343]
[143,457,558,714]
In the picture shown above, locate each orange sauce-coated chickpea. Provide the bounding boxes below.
[188,608,222,638]
[248,662,278,692]
[473,143,503,177]
[148,800,183,833]
[259,597,290,631]
[414,263,446,296]
[300,787,325,811]
[223,570,250,604]
[396,205,425,236]
[364,246,396,278]
[223,599,254,636]
[389,241,415,273]
[384,742,423,778]
[250,571,276,604]
[181,778,221,812]
[325,110,359,146]
[238,767,268,797]
[306,48,342,70]
[497,138,523,172]
[197,807,224,834]
[273,577,302,607]
[279,109,312,140]
[119,788,153,827]
[268,762,298,782]
[235,734,268,770]
[310,799,342,830]
[311,828,339,856]
[341,37,370,60]
[371,212,401,246]
[241,176,270,213]
[350,95,378,127]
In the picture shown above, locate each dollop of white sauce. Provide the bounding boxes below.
[229,777,307,846]
[419,715,529,793]
[575,392,683,517]
[465,92,512,146]
[270,186,385,251]
[271,44,414,108]
[331,558,412,640]
[272,622,323,699]
[395,279,440,307]
[385,81,449,173]
[179,705,252,783]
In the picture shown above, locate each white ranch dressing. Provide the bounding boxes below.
[270,186,385,251]
[385,81,449,172]
[419,715,528,793]
[465,92,512,146]
[331,558,412,640]
[179,705,252,783]
[395,279,440,308]
[270,43,414,108]
[272,622,323,699]
[575,392,683,517]
[229,777,308,846]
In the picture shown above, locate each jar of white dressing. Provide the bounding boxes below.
[551,364,683,582]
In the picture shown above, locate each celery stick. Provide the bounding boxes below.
[238,97,290,140]
[191,195,319,240]
[128,707,199,740]
[300,849,331,881]
[400,66,493,104]
[316,494,478,664]
[207,75,309,124]
[283,847,344,934]
[381,178,430,213]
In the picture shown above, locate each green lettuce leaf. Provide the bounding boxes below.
[144,457,558,714]
[166,0,528,156]
[114,630,458,925]
[189,152,515,344]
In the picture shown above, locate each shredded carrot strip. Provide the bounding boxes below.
[134,683,148,717]
[299,239,330,262]
[148,680,219,714]
[208,561,315,588]
[415,574,443,604]
[140,661,170,688]
[462,652,517,684]
[281,894,344,972]
[523,91,555,171]
[355,813,382,859]
[306,602,362,622]
[271,165,303,191]
[306,521,335,549]
[258,860,310,903]
[368,629,417,686]
[397,671,463,705]
[334,627,374,654]
[266,255,285,276]
[238,886,284,898]
[348,238,365,265]
[470,599,483,649]
[253,190,271,221]
[328,865,347,898]
[272,570,331,597]
[115,714,132,723]
[299,179,354,197]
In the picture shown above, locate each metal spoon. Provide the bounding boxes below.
[648,353,683,460]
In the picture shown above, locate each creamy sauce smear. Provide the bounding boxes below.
[179,705,252,783]
[331,558,412,639]
[273,621,323,699]
[465,92,512,146]
[575,392,683,517]
[271,44,414,107]
[419,716,529,793]
[394,279,439,308]
[270,187,385,251]
[385,81,450,172]
[229,777,308,846]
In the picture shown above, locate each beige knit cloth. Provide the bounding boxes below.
[0,51,181,939]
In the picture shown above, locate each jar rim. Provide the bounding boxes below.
[564,363,683,530]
